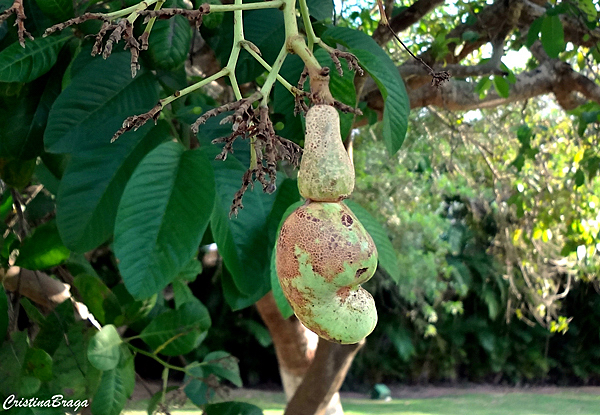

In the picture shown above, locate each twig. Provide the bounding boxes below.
[377,0,450,88]
[0,0,33,47]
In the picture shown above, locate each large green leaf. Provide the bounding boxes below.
[90,365,130,415]
[0,331,28,401]
[305,0,333,21]
[14,220,70,270]
[146,16,192,70]
[44,49,160,154]
[29,300,74,355]
[114,142,215,299]
[73,274,120,325]
[0,77,46,160]
[323,26,410,155]
[34,0,73,22]
[205,402,263,415]
[56,122,169,252]
[345,200,400,282]
[50,320,94,400]
[209,149,274,300]
[139,299,211,356]
[0,34,70,82]
[87,325,122,371]
[221,269,266,311]
[541,14,565,58]
[23,348,53,381]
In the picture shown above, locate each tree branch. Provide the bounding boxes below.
[365,58,600,113]
[371,0,445,45]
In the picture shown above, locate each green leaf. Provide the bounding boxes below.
[90,366,129,415]
[29,301,74,355]
[35,0,73,22]
[205,402,264,415]
[0,34,70,82]
[146,386,179,415]
[0,289,7,341]
[139,299,211,356]
[541,15,565,58]
[344,200,400,282]
[73,274,120,325]
[146,15,192,70]
[209,150,273,299]
[323,26,409,155]
[56,122,169,252]
[0,331,28,401]
[14,220,70,270]
[172,279,195,309]
[526,16,543,48]
[87,325,122,371]
[203,351,242,387]
[516,124,533,146]
[44,49,160,154]
[114,142,215,300]
[492,75,510,98]
[305,0,333,21]
[576,0,598,21]
[475,76,491,99]
[184,364,213,406]
[177,256,202,282]
[0,77,46,160]
[221,268,266,311]
[50,321,94,401]
[23,348,53,381]
[574,168,585,187]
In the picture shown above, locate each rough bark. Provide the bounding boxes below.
[360,0,600,115]
[284,339,364,415]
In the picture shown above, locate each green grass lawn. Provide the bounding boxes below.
[126,389,600,415]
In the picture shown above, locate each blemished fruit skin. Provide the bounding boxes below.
[276,202,378,344]
[297,105,355,202]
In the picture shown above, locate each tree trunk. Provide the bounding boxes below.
[256,292,359,415]
[284,339,363,415]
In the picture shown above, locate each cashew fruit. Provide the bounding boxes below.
[297,105,355,202]
[276,202,378,344]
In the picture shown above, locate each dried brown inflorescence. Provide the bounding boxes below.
[0,0,33,47]
[193,93,302,217]
[294,66,363,116]
[111,102,163,143]
[42,4,210,78]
